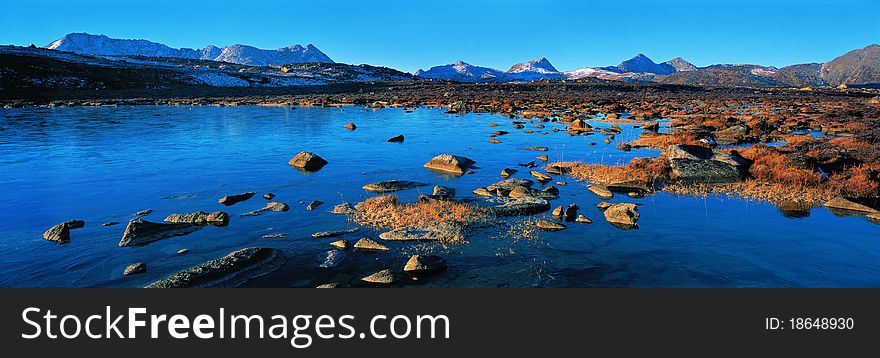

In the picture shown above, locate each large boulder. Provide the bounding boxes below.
[163,211,229,226]
[493,196,552,216]
[118,218,202,247]
[42,220,85,243]
[487,178,534,192]
[362,180,428,193]
[146,247,283,288]
[288,151,328,172]
[670,158,741,184]
[424,154,475,175]
[353,238,389,251]
[603,203,640,227]
[713,124,750,145]
[567,119,592,133]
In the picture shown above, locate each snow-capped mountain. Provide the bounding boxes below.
[505,58,563,80]
[563,67,624,80]
[610,54,676,75]
[415,60,504,82]
[45,33,333,66]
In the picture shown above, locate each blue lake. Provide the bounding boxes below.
[1,105,878,287]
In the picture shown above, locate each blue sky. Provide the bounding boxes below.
[1,0,877,73]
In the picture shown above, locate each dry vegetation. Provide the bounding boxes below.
[351,195,492,243]
[628,133,703,149]
[553,157,670,186]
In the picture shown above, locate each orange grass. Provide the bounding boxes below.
[627,133,703,149]
[352,195,491,243]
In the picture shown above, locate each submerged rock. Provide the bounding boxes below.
[424,154,476,175]
[263,193,275,200]
[501,168,517,178]
[312,228,359,238]
[242,202,290,216]
[101,222,119,226]
[118,219,201,247]
[316,283,342,288]
[42,220,85,243]
[588,185,614,199]
[318,250,345,268]
[353,238,389,251]
[362,180,428,193]
[163,211,229,226]
[403,255,447,275]
[262,233,287,239]
[123,262,147,276]
[343,122,357,130]
[824,196,877,213]
[218,192,256,206]
[146,247,283,288]
[603,203,640,227]
[288,151,328,172]
[361,269,398,284]
[536,219,566,231]
[607,180,652,194]
[135,209,153,217]
[521,146,549,151]
[493,196,552,216]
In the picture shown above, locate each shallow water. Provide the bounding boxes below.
[1,105,878,288]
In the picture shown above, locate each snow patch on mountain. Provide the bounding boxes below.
[46,33,333,66]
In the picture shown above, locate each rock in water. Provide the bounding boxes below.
[288,151,328,172]
[670,159,741,184]
[423,154,476,175]
[135,209,153,217]
[597,202,613,211]
[567,119,592,133]
[330,240,350,250]
[501,168,517,178]
[331,203,356,215]
[318,250,345,268]
[575,215,592,224]
[564,203,579,221]
[306,200,323,211]
[867,212,880,223]
[353,238,389,251]
[316,283,341,288]
[379,229,442,242]
[521,146,549,151]
[387,135,405,143]
[588,185,613,199]
[361,269,398,284]
[218,192,256,206]
[603,203,640,228]
[536,219,567,231]
[123,262,147,276]
[824,196,877,213]
[311,228,358,238]
[530,170,552,182]
[493,196,552,216]
[118,218,202,247]
[487,178,534,192]
[146,247,283,288]
[640,122,660,131]
[163,211,229,226]
[42,220,85,243]
[432,185,456,199]
[403,255,447,275]
[263,193,275,200]
[241,202,290,216]
[362,180,428,193]
[343,122,357,130]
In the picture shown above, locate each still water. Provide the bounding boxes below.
[1,105,878,287]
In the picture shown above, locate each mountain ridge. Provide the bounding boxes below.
[46,33,333,66]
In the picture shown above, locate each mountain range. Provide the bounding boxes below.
[46,33,333,66]
[5,32,880,88]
